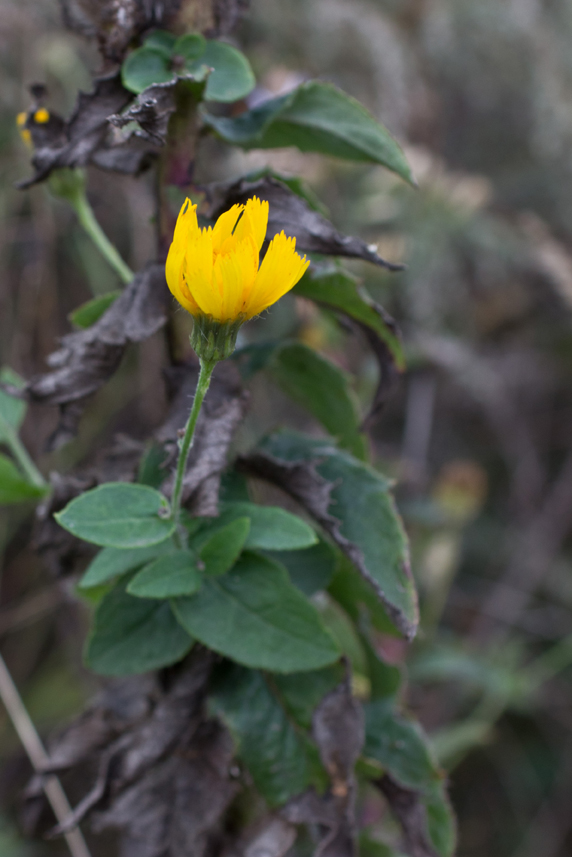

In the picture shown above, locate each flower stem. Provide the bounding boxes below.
[49,168,134,286]
[71,187,134,285]
[170,358,216,527]
[0,413,46,490]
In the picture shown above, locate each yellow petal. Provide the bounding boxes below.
[183,227,223,318]
[245,232,309,319]
[212,204,244,253]
[215,235,259,320]
[166,200,198,306]
[233,196,269,251]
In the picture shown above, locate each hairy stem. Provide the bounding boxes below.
[170,358,216,528]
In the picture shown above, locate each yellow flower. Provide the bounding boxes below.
[166,196,309,324]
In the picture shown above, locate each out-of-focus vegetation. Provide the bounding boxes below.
[2,0,572,855]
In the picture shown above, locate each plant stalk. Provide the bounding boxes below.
[0,414,46,489]
[0,654,92,857]
[71,187,134,285]
[170,358,216,528]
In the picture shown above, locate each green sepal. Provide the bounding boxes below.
[190,314,244,362]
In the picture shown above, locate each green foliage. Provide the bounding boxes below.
[364,699,456,856]
[266,538,338,596]
[79,542,174,589]
[293,266,405,369]
[55,483,175,548]
[121,31,255,103]
[127,550,202,598]
[269,342,367,459]
[203,81,414,184]
[86,581,193,675]
[257,431,418,639]
[199,517,250,576]
[210,664,317,805]
[173,552,340,672]
[189,501,317,551]
[0,454,45,504]
[69,291,120,328]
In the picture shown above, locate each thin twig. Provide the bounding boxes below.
[0,654,92,857]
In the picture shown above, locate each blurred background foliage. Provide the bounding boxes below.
[2,0,572,855]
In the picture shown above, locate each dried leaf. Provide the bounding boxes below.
[109,79,181,146]
[376,775,439,857]
[4,265,167,448]
[25,650,238,857]
[312,672,364,800]
[206,175,404,271]
[18,74,155,188]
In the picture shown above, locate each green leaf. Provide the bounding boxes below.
[122,47,174,94]
[256,432,418,639]
[198,41,255,103]
[137,442,169,489]
[269,342,367,459]
[329,555,400,636]
[0,367,26,433]
[173,551,340,673]
[86,582,193,675]
[360,632,402,701]
[364,700,455,857]
[273,664,345,728]
[0,454,45,505]
[266,538,337,596]
[210,664,314,806]
[127,551,202,598]
[79,542,173,589]
[68,291,120,329]
[293,266,405,370]
[189,501,317,552]
[200,517,250,577]
[144,29,177,57]
[55,483,175,548]
[204,81,414,184]
[174,32,206,61]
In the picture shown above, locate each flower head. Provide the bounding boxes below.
[166,196,309,325]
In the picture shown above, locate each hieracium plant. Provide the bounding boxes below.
[1,2,456,855]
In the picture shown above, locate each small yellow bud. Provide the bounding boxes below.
[16,112,28,127]
[34,108,50,124]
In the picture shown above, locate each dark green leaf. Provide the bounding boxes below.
[269,342,367,459]
[329,555,400,636]
[79,542,174,589]
[122,47,174,94]
[68,291,120,329]
[360,632,402,701]
[364,700,455,857]
[173,552,340,673]
[210,664,314,806]
[266,538,337,596]
[137,442,169,489]
[198,41,255,103]
[189,501,317,552]
[174,32,206,61]
[273,664,345,728]
[127,551,202,598]
[0,367,26,433]
[0,455,46,504]
[200,517,250,576]
[55,483,175,548]
[364,699,437,790]
[204,81,414,184]
[318,597,368,674]
[293,266,405,370]
[86,582,193,675]
[219,469,250,502]
[253,432,418,639]
[144,30,177,57]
